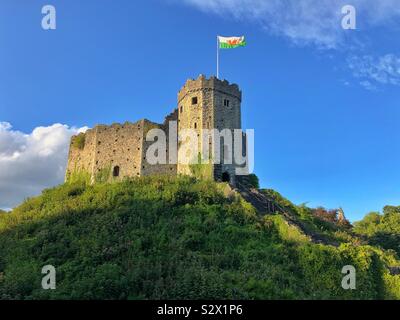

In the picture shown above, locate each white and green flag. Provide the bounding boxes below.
[218,36,246,49]
[216,35,246,78]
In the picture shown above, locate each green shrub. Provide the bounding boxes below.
[95,165,111,183]
[247,174,260,189]
[354,206,400,256]
[189,153,213,179]
[66,170,91,185]
[72,133,86,150]
[0,177,398,300]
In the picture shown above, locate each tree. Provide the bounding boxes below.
[248,173,260,189]
[354,206,400,255]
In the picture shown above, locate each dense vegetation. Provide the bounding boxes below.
[354,206,400,256]
[0,176,399,300]
[71,133,85,150]
[247,174,260,189]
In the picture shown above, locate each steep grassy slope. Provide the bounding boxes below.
[0,176,399,299]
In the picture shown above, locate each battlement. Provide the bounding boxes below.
[178,74,241,103]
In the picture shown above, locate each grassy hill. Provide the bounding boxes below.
[0,176,399,300]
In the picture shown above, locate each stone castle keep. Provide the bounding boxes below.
[66,75,248,185]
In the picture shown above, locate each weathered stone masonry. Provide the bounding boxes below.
[66,75,247,185]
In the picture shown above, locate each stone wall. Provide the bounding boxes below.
[67,116,180,183]
[211,78,242,184]
[177,75,242,183]
[92,121,144,182]
[66,121,146,183]
[66,129,97,182]
[66,75,247,186]
[141,117,177,177]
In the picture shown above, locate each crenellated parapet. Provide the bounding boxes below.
[178,74,241,103]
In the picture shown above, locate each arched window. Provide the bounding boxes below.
[113,166,120,177]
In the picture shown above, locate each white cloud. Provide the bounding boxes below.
[179,0,400,90]
[0,122,88,209]
[181,0,400,49]
[359,80,377,91]
[348,54,400,89]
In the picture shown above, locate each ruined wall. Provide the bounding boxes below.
[66,116,180,183]
[141,116,178,177]
[66,121,145,183]
[91,121,144,182]
[66,129,97,182]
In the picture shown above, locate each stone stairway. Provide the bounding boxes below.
[234,181,400,274]
[234,181,337,246]
[236,184,284,215]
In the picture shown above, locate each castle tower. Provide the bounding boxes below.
[65,75,247,186]
[177,75,243,184]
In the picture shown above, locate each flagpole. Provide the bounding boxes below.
[216,36,219,79]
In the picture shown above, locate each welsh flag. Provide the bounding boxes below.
[218,36,246,49]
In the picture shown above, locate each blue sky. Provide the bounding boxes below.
[0,0,399,221]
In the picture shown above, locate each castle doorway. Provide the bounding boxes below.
[222,171,230,183]
[113,166,120,177]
